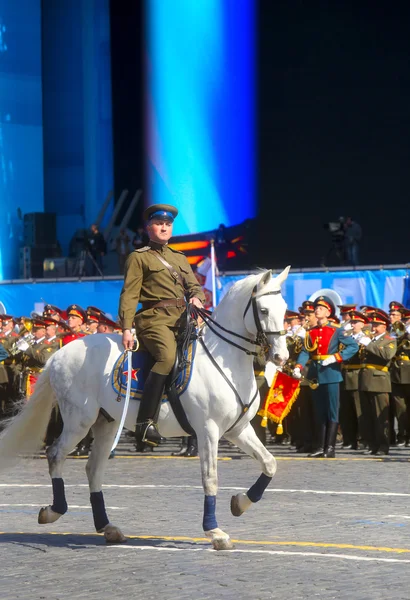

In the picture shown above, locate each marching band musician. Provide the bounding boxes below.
[358,309,396,455]
[390,306,410,447]
[293,296,359,458]
[62,305,88,345]
[19,318,57,397]
[340,311,369,450]
[388,301,406,445]
[338,304,357,331]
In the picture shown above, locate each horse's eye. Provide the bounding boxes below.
[260,308,269,315]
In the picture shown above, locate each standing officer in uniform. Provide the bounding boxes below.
[119,204,206,447]
[358,310,396,455]
[389,309,410,446]
[293,296,359,458]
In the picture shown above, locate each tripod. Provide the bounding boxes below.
[72,250,103,277]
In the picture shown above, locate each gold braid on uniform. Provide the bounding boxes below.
[304,329,318,352]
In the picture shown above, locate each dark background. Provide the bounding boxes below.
[257,0,410,268]
[110,0,410,268]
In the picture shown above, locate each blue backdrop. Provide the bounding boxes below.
[0,268,407,319]
[146,0,256,235]
[0,1,44,279]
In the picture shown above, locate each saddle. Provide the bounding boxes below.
[111,307,199,434]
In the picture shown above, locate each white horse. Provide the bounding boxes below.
[0,267,289,550]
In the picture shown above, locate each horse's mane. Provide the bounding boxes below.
[219,270,278,306]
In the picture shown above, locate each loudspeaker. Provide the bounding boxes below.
[19,245,60,279]
[23,212,57,247]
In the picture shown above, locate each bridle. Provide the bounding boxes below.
[192,283,286,356]
[189,283,287,432]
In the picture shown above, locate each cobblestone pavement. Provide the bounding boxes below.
[2,436,410,599]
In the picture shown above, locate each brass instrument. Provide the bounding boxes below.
[9,318,36,356]
[391,320,406,337]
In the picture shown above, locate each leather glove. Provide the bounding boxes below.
[358,336,372,346]
[321,355,337,366]
[406,324,410,335]
[292,367,302,379]
[18,340,30,352]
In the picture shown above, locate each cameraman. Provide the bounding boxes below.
[87,224,106,275]
[322,217,346,266]
[344,216,362,266]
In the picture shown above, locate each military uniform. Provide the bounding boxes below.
[358,311,397,455]
[296,296,359,457]
[118,203,206,447]
[119,240,205,374]
[389,329,410,445]
[0,317,19,414]
[340,311,368,449]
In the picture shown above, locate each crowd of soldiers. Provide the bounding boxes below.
[253,299,410,457]
[0,304,121,423]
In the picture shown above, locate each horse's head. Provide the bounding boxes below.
[243,266,290,366]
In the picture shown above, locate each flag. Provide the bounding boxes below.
[258,370,300,434]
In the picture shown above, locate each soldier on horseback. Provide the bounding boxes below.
[119,204,205,448]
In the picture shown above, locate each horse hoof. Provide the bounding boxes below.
[230,493,252,517]
[38,506,62,524]
[205,528,234,551]
[103,524,127,544]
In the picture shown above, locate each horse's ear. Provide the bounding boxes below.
[274,265,291,286]
[259,269,272,288]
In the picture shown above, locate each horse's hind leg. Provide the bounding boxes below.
[86,414,126,544]
[198,423,234,551]
[225,423,277,518]
[38,422,93,525]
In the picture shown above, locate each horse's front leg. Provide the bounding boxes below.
[86,415,126,544]
[225,422,277,517]
[198,422,234,551]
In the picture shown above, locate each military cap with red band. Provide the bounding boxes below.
[98,313,120,329]
[66,304,87,323]
[314,295,335,316]
[300,300,315,314]
[349,310,369,324]
[389,301,405,313]
[43,304,64,317]
[0,314,15,324]
[368,310,390,326]
[337,303,357,314]
[285,310,301,320]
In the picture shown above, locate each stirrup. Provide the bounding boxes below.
[136,420,161,447]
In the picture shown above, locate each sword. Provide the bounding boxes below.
[111,350,133,452]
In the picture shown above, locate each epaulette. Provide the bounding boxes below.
[168,246,184,255]
[134,246,150,253]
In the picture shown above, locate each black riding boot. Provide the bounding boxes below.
[324,421,338,458]
[308,424,326,458]
[172,437,189,456]
[135,372,168,448]
[185,436,198,457]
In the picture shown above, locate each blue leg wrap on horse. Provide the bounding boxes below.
[203,495,218,531]
[90,491,109,532]
[51,478,68,515]
[247,473,272,503]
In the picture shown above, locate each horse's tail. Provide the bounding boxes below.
[0,366,56,470]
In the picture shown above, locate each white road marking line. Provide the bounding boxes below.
[386,515,410,519]
[106,545,410,564]
[0,504,124,510]
[1,483,410,498]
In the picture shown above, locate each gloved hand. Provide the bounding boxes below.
[17,340,30,352]
[321,355,337,366]
[358,336,372,346]
[406,324,410,336]
[292,367,302,379]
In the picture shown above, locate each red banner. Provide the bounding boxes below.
[258,371,300,434]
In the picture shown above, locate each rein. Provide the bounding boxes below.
[188,283,286,432]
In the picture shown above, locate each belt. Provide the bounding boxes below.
[311,354,332,361]
[363,364,388,372]
[141,298,186,310]
[397,355,410,361]
[343,363,389,372]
